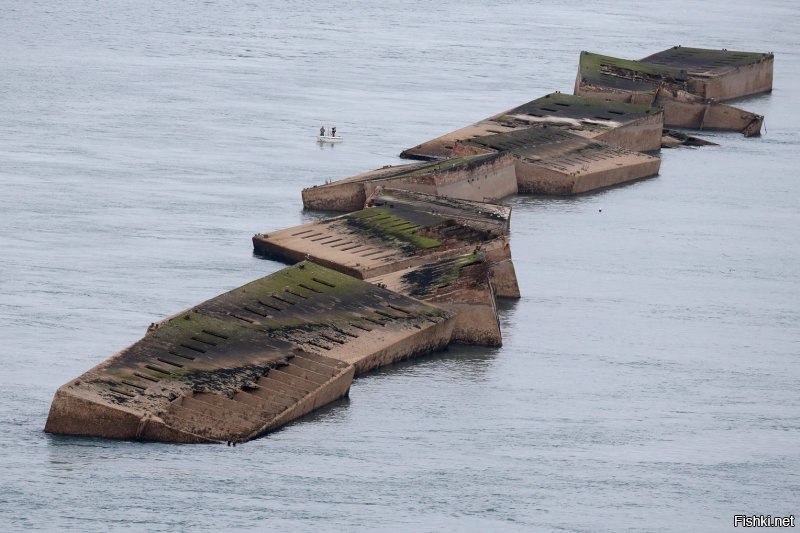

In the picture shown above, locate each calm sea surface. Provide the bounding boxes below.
[1,1,798,531]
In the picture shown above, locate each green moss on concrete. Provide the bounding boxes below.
[228,261,365,300]
[579,51,686,92]
[400,253,482,297]
[641,46,772,70]
[347,208,441,250]
[508,92,657,120]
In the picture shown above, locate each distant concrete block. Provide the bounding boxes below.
[400,92,663,160]
[575,50,766,136]
[302,152,518,212]
[255,189,520,299]
[455,127,661,195]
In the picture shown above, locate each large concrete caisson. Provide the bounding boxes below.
[45,262,454,443]
[454,127,662,195]
[639,46,774,101]
[575,49,768,136]
[367,252,502,347]
[302,152,518,212]
[400,92,663,161]
[254,189,519,301]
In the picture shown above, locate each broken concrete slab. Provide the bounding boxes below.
[454,127,662,195]
[302,152,518,212]
[640,46,773,101]
[400,92,663,161]
[368,252,502,347]
[254,189,520,299]
[661,129,718,148]
[575,51,765,136]
[44,262,455,443]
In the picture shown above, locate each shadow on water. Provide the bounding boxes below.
[363,343,502,381]
[495,294,521,331]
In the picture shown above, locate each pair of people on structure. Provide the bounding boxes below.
[319,126,337,137]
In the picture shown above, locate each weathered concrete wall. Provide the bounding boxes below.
[515,162,576,195]
[639,47,774,101]
[457,128,661,196]
[575,49,768,136]
[303,181,366,212]
[570,157,661,194]
[593,111,663,152]
[244,362,355,438]
[480,238,520,299]
[255,191,520,302]
[367,254,504,346]
[689,60,774,100]
[656,95,763,136]
[576,83,763,136]
[338,317,455,375]
[440,301,501,346]
[362,176,437,199]
[487,258,520,299]
[515,154,661,195]
[302,154,518,212]
[45,389,212,443]
[433,154,518,201]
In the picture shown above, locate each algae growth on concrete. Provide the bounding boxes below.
[46,43,775,445]
[254,190,518,298]
[640,46,774,100]
[574,48,769,136]
[400,92,664,161]
[367,252,503,346]
[45,262,455,443]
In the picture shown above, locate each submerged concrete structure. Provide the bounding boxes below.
[45,262,454,443]
[302,152,518,212]
[255,189,520,300]
[303,96,662,211]
[400,92,663,161]
[367,252,501,346]
[575,49,769,136]
[47,44,774,445]
[453,127,661,195]
[640,46,774,101]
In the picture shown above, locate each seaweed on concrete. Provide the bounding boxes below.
[345,207,442,251]
[400,253,483,298]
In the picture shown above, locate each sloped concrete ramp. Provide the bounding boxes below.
[45,262,454,443]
